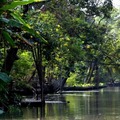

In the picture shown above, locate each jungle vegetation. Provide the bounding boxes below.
[0,0,120,111]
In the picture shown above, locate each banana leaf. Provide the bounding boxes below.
[0,0,45,12]
[11,12,47,43]
[2,31,15,47]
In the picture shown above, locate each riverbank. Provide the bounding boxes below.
[63,85,107,91]
[20,85,107,107]
[14,82,120,97]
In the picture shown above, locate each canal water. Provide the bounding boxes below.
[0,87,120,120]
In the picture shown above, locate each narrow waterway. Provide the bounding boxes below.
[0,87,120,120]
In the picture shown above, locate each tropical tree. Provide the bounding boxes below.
[99,8,120,83]
[44,0,113,87]
[0,0,46,110]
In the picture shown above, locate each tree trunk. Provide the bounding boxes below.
[28,69,36,83]
[1,47,18,110]
[32,44,45,105]
[60,60,74,92]
[107,67,114,84]
[94,63,99,88]
[85,61,95,83]
[1,47,19,75]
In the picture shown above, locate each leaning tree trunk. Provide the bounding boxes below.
[60,60,74,92]
[107,67,114,84]
[85,61,95,83]
[94,62,99,88]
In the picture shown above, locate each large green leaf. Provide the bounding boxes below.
[0,17,22,28]
[0,72,11,83]
[0,0,45,11]
[0,16,22,27]
[11,12,47,43]
[8,19,22,27]
[2,31,15,47]
[11,12,27,25]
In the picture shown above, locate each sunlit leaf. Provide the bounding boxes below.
[0,0,46,11]
[11,12,27,25]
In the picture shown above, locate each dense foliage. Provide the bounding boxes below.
[0,0,120,112]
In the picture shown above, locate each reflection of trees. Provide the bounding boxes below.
[22,89,120,119]
[45,94,74,119]
[22,106,45,119]
[89,88,120,117]
[85,92,99,115]
[95,92,99,115]
[22,94,72,119]
[40,106,45,120]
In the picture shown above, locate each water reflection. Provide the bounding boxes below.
[1,87,120,120]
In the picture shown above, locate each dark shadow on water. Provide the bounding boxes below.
[95,92,99,115]
[40,105,45,120]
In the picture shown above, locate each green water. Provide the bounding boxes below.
[0,87,120,120]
